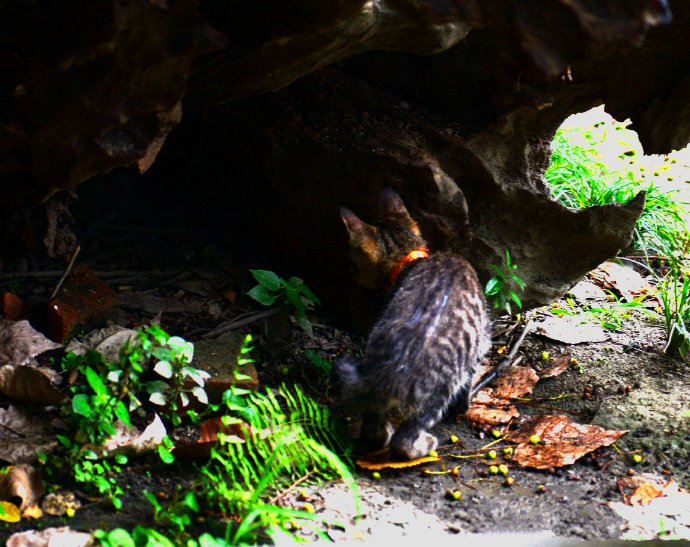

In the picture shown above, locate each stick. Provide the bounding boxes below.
[49,244,80,301]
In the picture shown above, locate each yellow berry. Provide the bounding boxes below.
[503,447,514,456]
[541,351,549,360]
[451,490,462,501]
[429,450,438,458]
[489,465,499,474]
[491,429,501,438]
[487,450,497,460]
[65,507,76,518]
[303,502,315,513]
[498,464,509,475]
[529,435,540,445]
[450,435,459,444]
[372,471,381,480]
[632,454,643,464]
[503,477,515,487]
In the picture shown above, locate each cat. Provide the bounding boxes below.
[334,188,491,460]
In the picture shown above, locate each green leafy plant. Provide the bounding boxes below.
[247,270,321,336]
[149,384,357,544]
[485,249,526,316]
[551,292,650,332]
[659,263,690,362]
[52,325,209,507]
[141,328,209,427]
[546,126,689,260]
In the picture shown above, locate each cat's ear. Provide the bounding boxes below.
[340,207,366,238]
[379,187,409,217]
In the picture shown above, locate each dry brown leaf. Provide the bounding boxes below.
[0,464,45,516]
[101,414,167,457]
[0,319,60,367]
[0,405,59,464]
[0,365,65,405]
[538,353,572,379]
[506,415,627,469]
[65,325,138,362]
[630,483,665,506]
[356,455,440,470]
[590,261,654,303]
[465,387,520,425]
[494,366,539,399]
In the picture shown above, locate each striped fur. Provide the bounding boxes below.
[336,189,490,460]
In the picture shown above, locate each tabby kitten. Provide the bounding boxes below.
[335,188,490,460]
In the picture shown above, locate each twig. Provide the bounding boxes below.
[201,308,282,339]
[49,244,80,301]
[0,268,186,281]
[268,470,314,505]
[471,319,534,396]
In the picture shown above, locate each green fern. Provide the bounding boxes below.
[183,385,359,543]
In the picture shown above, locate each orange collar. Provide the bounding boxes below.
[387,248,429,288]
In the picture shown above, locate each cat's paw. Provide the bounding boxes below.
[392,431,438,461]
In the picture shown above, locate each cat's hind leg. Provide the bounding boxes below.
[389,411,442,460]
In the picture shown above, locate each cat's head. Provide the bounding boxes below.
[340,188,427,289]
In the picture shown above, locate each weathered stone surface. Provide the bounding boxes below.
[0,0,222,214]
[1,0,689,325]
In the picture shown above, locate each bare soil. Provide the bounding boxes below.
[1,170,689,545]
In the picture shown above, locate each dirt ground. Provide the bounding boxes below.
[1,169,689,545]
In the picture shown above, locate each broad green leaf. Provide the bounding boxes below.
[72,394,93,418]
[149,392,167,406]
[285,287,306,314]
[153,360,173,379]
[114,400,131,427]
[287,276,304,288]
[247,285,278,306]
[114,454,128,465]
[192,385,208,404]
[168,336,194,362]
[508,291,523,309]
[183,366,210,387]
[484,277,502,296]
[158,446,175,464]
[250,269,281,291]
[296,312,314,337]
[299,284,321,306]
[84,367,108,397]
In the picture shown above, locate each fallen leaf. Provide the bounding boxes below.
[608,478,690,540]
[0,464,44,516]
[0,319,60,367]
[65,325,138,362]
[465,388,520,425]
[101,414,168,457]
[356,455,440,470]
[630,483,664,506]
[538,353,572,379]
[0,405,58,464]
[0,365,65,405]
[506,415,627,469]
[41,491,81,516]
[6,527,92,547]
[494,366,539,399]
[0,501,20,523]
[535,315,609,344]
[589,261,654,303]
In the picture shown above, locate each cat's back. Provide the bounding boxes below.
[362,252,489,376]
